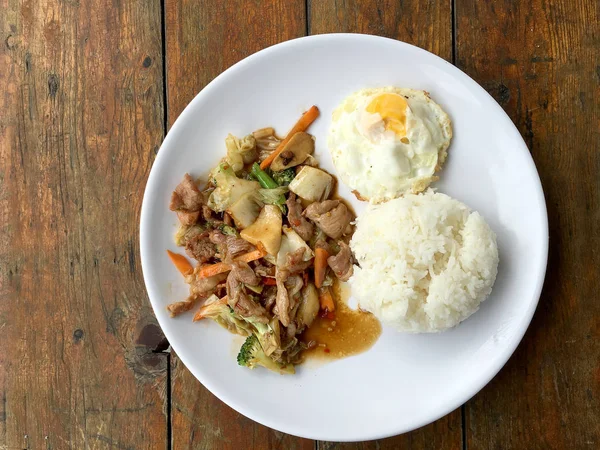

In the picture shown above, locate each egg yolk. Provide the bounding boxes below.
[366,94,408,137]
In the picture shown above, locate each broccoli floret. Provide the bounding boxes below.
[271,168,296,186]
[237,335,295,374]
[219,224,238,236]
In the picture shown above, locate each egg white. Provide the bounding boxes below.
[328,87,452,203]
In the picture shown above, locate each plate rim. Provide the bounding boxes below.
[140,33,549,441]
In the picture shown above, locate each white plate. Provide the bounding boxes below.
[140,34,548,441]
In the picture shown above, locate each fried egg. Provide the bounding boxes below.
[328,87,452,203]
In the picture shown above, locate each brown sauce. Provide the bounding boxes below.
[331,174,357,214]
[302,279,381,361]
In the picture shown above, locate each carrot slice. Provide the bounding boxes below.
[235,244,267,264]
[262,277,277,286]
[260,106,320,169]
[319,286,335,312]
[314,247,329,289]
[193,296,228,322]
[167,250,194,276]
[195,244,267,279]
[195,262,231,279]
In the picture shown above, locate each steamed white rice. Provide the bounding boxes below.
[350,190,499,332]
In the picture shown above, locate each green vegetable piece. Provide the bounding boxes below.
[208,163,260,212]
[251,163,278,189]
[219,224,238,236]
[237,335,295,374]
[271,168,296,186]
[251,163,288,214]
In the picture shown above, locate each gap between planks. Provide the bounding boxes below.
[159,0,171,449]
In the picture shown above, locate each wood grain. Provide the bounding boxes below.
[1,0,594,446]
[171,355,314,450]
[318,412,462,450]
[165,0,307,126]
[309,0,453,61]
[164,1,312,448]
[309,2,461,449]
[455,0,600,448]
[0,0,167,448]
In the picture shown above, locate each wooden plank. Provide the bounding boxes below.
[171,356,314,450]
[455,0,600,448]
[309,1,461,449]
[0,0,167,448]
[318,413,462,450]
[309,0,453,62]
[165,0,307,126]
[164,1,313,448]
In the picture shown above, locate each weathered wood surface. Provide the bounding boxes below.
[455,0,600,448]
[1,0,599,447]
[0,0,167,449]
[165,0,307,125]
[309,0,452,62]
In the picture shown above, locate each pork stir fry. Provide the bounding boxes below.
[166,107,356,374]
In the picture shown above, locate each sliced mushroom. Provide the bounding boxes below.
[270,132,315,171]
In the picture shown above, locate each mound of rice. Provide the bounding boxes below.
[350,190,499,332]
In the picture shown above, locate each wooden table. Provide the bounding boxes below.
[1,0,598,448]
